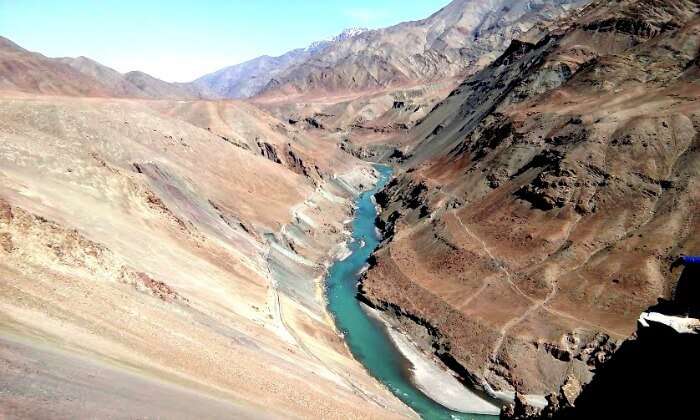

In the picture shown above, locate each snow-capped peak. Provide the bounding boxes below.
[332,27,369,42]
[305,27,369,52]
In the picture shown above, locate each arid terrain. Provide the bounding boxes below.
[1,0,699,418]
[361,0,699,401]
[0,37,414,417]
[250,0,589,161]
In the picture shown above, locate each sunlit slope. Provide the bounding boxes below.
[363,0,700,399]
[0,93,413,419]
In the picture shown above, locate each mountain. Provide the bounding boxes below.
[123,70,203,99]
[0,36,116,96]
[0,36,202,99]
[193,50,313,99]
[0,37,412,418]
[193,27,369,99]
[2,0,697,417]
[56,56,148,97]
[247,0,592,161]
[197,1,587,100]
[361,0,699,403]
[258,0,589,97]
[0,92,412,419]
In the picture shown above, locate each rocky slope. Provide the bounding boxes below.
[121,70,203,99]
[0,36,203,99]
[0,66,413,419]
[361,0,700,403]
[194,28,369,99]
[194,51,313,99]
[258,0,589,97]
[251,0,591,171]
[502,275,700,419]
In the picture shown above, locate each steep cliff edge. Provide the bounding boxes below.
[360,0,700,402]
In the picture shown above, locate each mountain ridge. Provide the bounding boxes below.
[0,35,204,99]
[193,26,370,99]
[257,0,590,97]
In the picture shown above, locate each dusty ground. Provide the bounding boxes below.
[0,333,269,420]
[0,92,413,419]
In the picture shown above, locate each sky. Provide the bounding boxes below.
[0,0,450,82]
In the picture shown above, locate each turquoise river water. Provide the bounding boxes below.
[325,165,497,420]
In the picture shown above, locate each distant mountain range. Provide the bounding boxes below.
[192,27,370,99]
[196,0,588,99]
[0,36,204,99]
[1,1,586,101]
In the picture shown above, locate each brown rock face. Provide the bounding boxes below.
[363,0,700,398]
[501,375,581,419]
[559,375,582,407]
[0,199,12,225]
[0,232,13,253]
[501,393,540,420]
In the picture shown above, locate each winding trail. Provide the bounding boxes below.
[267,284,389,408]
[438,190,628,374]
[263,187,395,411]
[449,210,558,370]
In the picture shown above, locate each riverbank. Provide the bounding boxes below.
[364,305,501,415]
[265,163,414,418]
[325,164,498,419]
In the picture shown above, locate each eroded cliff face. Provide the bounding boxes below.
[361,0,700,398]
[501,278,700,420]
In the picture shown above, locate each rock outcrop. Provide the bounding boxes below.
[502,293,700,419]
[362,0,700,403]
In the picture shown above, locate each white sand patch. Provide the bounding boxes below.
[333,242,353,261]
[480,382,547,409]
[365,306,500,415]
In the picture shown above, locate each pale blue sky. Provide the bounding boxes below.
[0,0,450,82]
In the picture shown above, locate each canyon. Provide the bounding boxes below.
[361,0,700,405]
[1,0,699,418]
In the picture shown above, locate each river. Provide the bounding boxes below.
[325,164,498,420]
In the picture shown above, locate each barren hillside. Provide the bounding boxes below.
[362,0,700,398]
[0,36,203,99]
[0,85,412,418]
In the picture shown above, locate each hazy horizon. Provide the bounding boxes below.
[0,0,450,82]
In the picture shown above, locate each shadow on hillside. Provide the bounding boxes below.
[553,265,699,419]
